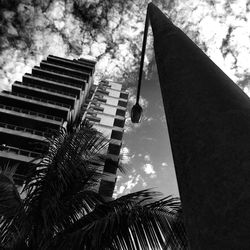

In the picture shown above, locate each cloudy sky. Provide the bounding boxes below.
[1,0,250,198]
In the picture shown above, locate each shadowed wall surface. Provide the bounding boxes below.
[149,3,250,249]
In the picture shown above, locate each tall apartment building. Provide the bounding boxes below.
[0,55,128,197]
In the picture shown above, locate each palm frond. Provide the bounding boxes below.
[21,124,110,247]
[0,119,189,249]
[0,166,27,248]
[52,189,188,250]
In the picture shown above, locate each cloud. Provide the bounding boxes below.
[120,146,134,165]
[244,86,250,96]
[121,146,129,155]
[161,162,168,167]
[144,154,150,162]
[170,0,250,91]
[145,117,154,122]
[113,172,147,198]
[141,137,156,142]
[160,114,166,124]
[142,163,156,178]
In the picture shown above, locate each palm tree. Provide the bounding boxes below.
[0,122,189,250]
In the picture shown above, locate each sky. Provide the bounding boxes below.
[1,0,250,198]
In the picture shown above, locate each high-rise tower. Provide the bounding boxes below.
[0,55,128,197]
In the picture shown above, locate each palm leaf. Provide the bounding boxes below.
[0,120,189,249]
[21,124,110,247]
[0,166,27,248]
[51,189,188,250]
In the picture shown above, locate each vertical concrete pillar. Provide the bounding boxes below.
[148,3,250,249]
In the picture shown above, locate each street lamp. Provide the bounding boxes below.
[131,102,143,123]
[131,5,150,123]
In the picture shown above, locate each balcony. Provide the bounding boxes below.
[16,81,76,98]
[0,121,50,137]
[23,74,82,98]
[0,104,62,131]
[0,145,41,163]
[9,90,71,109]
[12,82,76,108]
[47,55,94,75]
[0,92,69,120]
[77,57,96,68]
[32,68,87,90]
[0,129,47,154]
[40,61,90,81]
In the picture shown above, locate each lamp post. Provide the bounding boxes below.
[131,5,150,123]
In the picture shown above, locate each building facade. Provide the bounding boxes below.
[0,55,128,197]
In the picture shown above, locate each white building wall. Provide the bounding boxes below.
[100,104,117,116]
[108,89,120,98]
[93,124,112,138]
[104,96,119,106]
[110,82,122,91]
[96,113,115,127]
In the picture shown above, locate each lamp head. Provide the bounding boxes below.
[131,103,143,123]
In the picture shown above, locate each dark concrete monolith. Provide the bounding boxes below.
[148,3,250,249]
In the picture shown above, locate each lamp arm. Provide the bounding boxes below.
[136,5,150,104]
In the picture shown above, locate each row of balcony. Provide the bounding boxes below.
[32,67,87,89]
[16,81,76,98]
[97,84,129,100]
[0,121,50,137]
[0,103,63,122]
[0,93,69,120]
[0,56,96,165]
[12,82,76,108]
[5,90,71,109]
[0,144,41,158]
[40,61,89,80]
[47,55,94,75]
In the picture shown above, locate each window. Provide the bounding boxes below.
[111,130,123,140]
[118,100,127,107]
[116,109,125,117]
[113,118,125,128]
[108,143,121,155]
[120,92,128,99]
